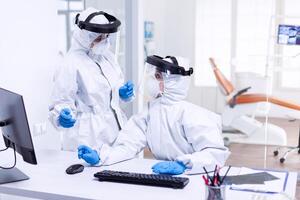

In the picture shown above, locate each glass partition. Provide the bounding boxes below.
[263,0,300,173]
[141,0,300,181]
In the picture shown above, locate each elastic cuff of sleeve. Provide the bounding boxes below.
[176,154,193,169]
[121,95,135,103]
[98,144,113,166]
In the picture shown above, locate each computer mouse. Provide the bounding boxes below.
[66,164,84,175]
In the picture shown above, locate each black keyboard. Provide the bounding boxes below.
[94,170,189,189]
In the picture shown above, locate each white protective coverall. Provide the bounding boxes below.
[98,57,230,173]
[49,8,127,151]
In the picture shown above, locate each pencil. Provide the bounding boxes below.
[220,165,231,185]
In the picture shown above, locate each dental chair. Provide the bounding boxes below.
[209,58,300,163]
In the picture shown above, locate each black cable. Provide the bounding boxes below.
[0,144,16,169]
[0,146,9,152]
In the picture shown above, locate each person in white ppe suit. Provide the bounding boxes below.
[78,55,230,175]
[49,8,135,151]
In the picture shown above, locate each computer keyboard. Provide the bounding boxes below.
[94,170,190,189]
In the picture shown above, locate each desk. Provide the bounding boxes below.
[226,143,300,199]
[0,149,297,200]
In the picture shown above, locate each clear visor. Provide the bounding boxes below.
[145,64,164,81]
[137,63,165,102]
[89,31,120,57]
[108,31,120,57]
[93,33,109,42]
[89,33,109,44]
[89,33,109,52]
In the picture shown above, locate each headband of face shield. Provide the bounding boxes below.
[75,11,121,34]
[146,55,193,76]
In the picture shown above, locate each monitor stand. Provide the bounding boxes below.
[0,167,29,184]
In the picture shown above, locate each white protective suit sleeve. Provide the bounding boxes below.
[98,111,148,166]
[176,112,230,173]
[48,59,78,129]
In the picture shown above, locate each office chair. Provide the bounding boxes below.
[273,125,300,163]
[209,58,300,163]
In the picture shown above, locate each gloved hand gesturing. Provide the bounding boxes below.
[58,108,76,128]
[152,161,187,175]
[119,81,135,101]
[78,145,100,165]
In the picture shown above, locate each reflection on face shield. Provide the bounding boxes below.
[93,34,109,44]
[144,66,164,100]
[90,34,109,47]
[90,34,110,55]
[88,32,100,43]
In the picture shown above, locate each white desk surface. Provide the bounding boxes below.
[0,149,297,200]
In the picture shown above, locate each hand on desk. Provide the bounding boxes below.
[78,145,100,165]
[152,161,187,175]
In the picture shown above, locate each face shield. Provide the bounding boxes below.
[143,63,164,100]
[74,9,121,55]
[139,55,193,101]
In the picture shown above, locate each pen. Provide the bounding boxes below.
[213,176,217,186]
[216,166,221,186]
[202,175,209,185]
[212,165,218,185]
[220,165,231,185]
[203,167,214,184]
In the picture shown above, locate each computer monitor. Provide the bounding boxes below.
[278,24,300,45]
[0,88,37,184]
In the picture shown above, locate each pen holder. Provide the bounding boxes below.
[205,185,226,200]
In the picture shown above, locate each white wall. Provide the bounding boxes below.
[0,0,59,150]
[143,0,196,64]
[143,0,221,112]
[143,0,167,56]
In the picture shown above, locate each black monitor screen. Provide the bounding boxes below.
[0,88,37,164]
[278,24,300,45]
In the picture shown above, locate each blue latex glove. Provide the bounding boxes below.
[119,81,135,101]
[78,145,100,165]
[58,108,76,128]
[152,161,187,175]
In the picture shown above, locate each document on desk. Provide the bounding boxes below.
[230,167,289,194]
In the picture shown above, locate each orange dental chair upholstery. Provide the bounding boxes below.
[209,57,300,162]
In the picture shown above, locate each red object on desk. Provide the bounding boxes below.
[202,175,209,186]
